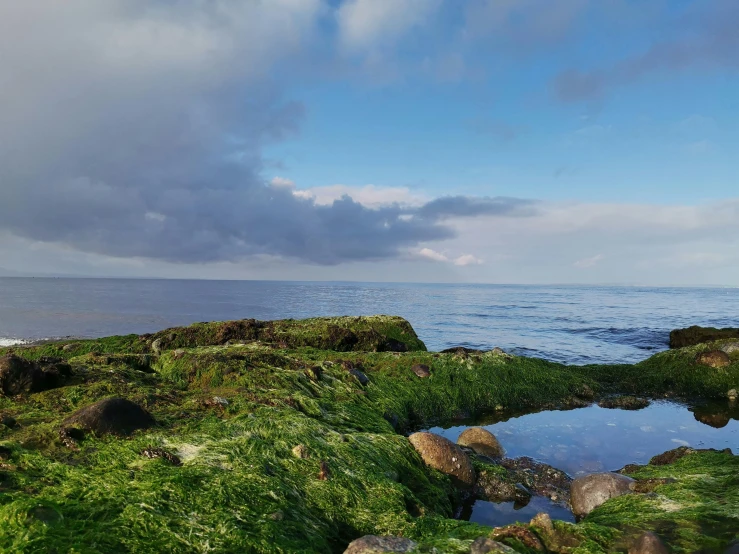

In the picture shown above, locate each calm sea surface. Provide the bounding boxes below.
[0,278,737,364]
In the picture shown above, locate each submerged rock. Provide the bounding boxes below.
[696,350,731,369]
[344,535,417,553]
[669,326,739,348]
[457,427,504,459]
[628,532,669,554]
[63,398,155,437]
[693,407,730,428]
[469,537,517,554]
[474,469,530,504]
[598,396,650,410]
[501,457,572,504]
[408,432,475,488]
[411,364,431,378]
[570,472,635,517]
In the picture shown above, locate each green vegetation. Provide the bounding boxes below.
[0,316,737,553]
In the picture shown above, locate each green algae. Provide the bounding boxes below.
[0,316,738,553]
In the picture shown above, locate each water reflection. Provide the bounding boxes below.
[462,496,575,528]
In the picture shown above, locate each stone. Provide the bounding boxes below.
[292,445,309,459]
[349,369,370,386]
[1,414,17,428]
[151,338,163,354]
[649,446,732,466]
[0,445,11,460]
[343,535,417,554]
[529,512,554,534]
[628,532,669,554]
[695,350,731,369]
[408,432,475,488]
[305,366,323,381]
[457,427,504,459]
[62,343,78,352]
[721,342,739,355]
[598,396,650,410]
[728,389,738,401]
[474,470,530,504]
[469,537,518,554]
[318,460,330,481]
[0,355,52,396]
[669,326,739,348]
[500,457,572,504]
[570,472,635,517]
[63,398,155,437]
[411,364,430,378]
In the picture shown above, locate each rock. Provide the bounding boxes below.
[172,349,186,360]
[63,398,155,436]
[0,355,68,396]
[669,326,739,348]
[696,350,731,369]
[469,537,518,554]
[649,445,732,466]
[598,396,650,410]
[474,470,530,504]
[725,539,739,554]
[318,460,330,480]
[500,457,572,504]
[411,364,430,378]
[0,445,11,460]
[151,338,162,354]
[721,342,739,355]
[343,535,417,553]
[631,478,677,493]
[529,512,554,534]
[349,369,369,386]
[292,445,309,459]
[570,472,635,517]
[458,427,504,459]
[693,407,730,428]
[577,385,595,400]
[489,526,544,551]
[628,532,669,554]
[728,389,738,401]
[1,414,17,428]
[408,432,475,488]
[62,343,78,352]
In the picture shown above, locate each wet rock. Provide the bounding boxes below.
[344,535,418,553]
[59,426,85,449]
[292,445,309,459]
[529,512,553,534]
[489,526,544,551]
[669,326,739,348]
[349,369,369,386]
[408,432,476,488]
[696,350,731,368]
[649,446,732,466]
[474,469,530,504]
[721,342,739,355]
[63,398,155,437]
[1,414,17,429]
[631,478,677,493]
[411,364,430,378]
[380,338,409,353]
[501,457,572,504]
[628,532,669,554]
[598,396,650,410]
[570,472,635,517]
[457,427,504,459]
[0,355,65,396]
[469,537,517,554]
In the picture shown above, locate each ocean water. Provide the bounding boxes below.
[0,278,737,364]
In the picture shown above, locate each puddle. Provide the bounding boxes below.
[429,400,739,527]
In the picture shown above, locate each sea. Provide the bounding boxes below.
[0,278,737,365]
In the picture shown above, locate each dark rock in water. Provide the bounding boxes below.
[408,431,475,488]
[649,446,732,466]
[670,326,739,348]
[500,457,572,504]
[469,537,517,553]
[693,407,730,428]
[411,364,430,378]
[598,396,650,410]
[570,472,635,517]
[343,535,417,553]
[628,532,669,554]
[1,414,17,428]
[474,469,530,504]
[348,369,369,386]
[695,350,731,368]
[64,398,155,437]
[457,427,504,459]
[0,355,68,396]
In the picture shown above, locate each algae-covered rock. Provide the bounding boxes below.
[474,469,529,504]
[0,414,16,428]
[63,397,155,436]
[408,431,475,487]
[570,472,635,517]
[0,354,61,396]
[670,325,739,348]
[469,537,518,553]
[411,364,431,378]
[500,457,571,504]
[696,350,731,368]
[721,342,739,355]
[628,531,669,554]
[598,396,650,410]
[344,535,417,553]
[457,427,504,458]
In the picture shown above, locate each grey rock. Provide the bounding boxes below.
[344,535,417,553]
[408,431,476,488]
[411,364,430,378]
[349,369,370,386]
[457,427,504,458]
[469,537,517,554]
[721,342,739,355]
[63,397,155,437]
[628,532,669,554]
[570,472,635,517]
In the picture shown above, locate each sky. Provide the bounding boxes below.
[0,0,737,285]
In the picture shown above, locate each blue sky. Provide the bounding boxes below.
[0,0,737,284]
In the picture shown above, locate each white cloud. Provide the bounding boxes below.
[270,176,296,189]
[574,254,604,268]
[336,0,441,52]
[454,254,483,266]
[418,247,449,262]
[293,184,428,208]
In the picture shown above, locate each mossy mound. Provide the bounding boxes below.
[0,316,737,553]
[670,325,739,348]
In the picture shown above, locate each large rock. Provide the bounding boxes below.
[457,427,504,458]
[628,532,669,554]
[408,432,475,487]
[343,536,417,553]
[63,397,155,436]
[721,342,739,355]
[570,472,635,517]
[0,355,66,396]
[695,350,731,369]
[670,326,739,348]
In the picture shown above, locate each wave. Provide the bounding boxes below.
[0,338,30,347]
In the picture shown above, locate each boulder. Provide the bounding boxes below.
[63,398,155,436]
[669,326,739,348]
[696,350,731,369]
[408,432,475,488]
[628,532,669,554]
[411,364,430,378]
[469,538,517,554]
[0,414,17,428]
[598,396,650,410]
[343,536,417,554]
[729,389,738,401]
[570,472,635,517]
[501,457,572,504]
[457,427,504,458]
[0,355,51,396]
[721,342,739,355]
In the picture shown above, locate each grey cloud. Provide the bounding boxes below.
[417,196,538,220]
[553,0,739,102]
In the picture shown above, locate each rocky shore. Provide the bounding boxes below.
[0,316,738,553]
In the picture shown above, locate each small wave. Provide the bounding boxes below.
[0,338,30,347]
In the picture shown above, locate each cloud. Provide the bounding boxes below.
[336,0,442,53]
[574,254,604,268]
[418,248,449,262]
[418,196,538,219]
[453,254,483,266]
[553,0,739,102]
[292,184,428,208]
